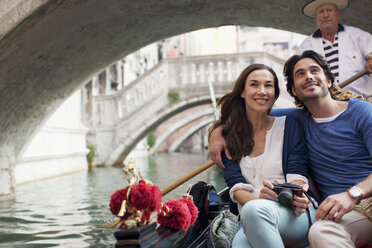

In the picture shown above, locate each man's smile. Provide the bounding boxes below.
[303,81,320,90]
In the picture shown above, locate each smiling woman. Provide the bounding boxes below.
[209,64,280,162]
[208,63,315,247]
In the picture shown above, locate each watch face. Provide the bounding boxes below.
[350,187,362,198]
[350,188,358,197]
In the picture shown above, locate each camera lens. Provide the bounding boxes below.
[278,189,293,206]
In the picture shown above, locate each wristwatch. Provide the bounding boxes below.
[366,53,372,60]
[348,186,364,202]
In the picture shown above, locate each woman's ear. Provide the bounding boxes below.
[241,90,245,98]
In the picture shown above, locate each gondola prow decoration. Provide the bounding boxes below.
[110,158,162,228]
[108,158,198,231]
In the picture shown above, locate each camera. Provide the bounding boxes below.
[272,183,303,207]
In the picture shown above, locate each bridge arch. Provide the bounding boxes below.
[149,107,214,155]
[168,117,215,152]
[106,94,220,165]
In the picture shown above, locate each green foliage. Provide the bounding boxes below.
[86,145,95,162]
[168,91,179,103]
[147,132,156,149]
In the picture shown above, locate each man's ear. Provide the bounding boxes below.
[327,79,332,89]
[292,85,297,96]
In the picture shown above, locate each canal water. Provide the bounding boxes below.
[0,153,225,247]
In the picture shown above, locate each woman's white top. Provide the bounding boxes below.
[229,116,308,212]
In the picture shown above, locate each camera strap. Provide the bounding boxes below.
[304,191,318,228]
[305,208,312,228]
[304,192,319,210]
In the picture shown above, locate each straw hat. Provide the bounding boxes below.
[302,0,349,17]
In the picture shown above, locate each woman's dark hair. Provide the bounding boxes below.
[284,50,336,108]
[209,64,279,161]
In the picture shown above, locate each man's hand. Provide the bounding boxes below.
[366,58,372,75]
[315,191,359,222]
[291,184,310,216]
[259,180,278,201]
[209,125,231,169]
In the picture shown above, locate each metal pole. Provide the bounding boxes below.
[207,74,220,120]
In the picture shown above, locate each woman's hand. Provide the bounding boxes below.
[259,180,278,201]
[234,189,258,206]
[291,183,310,216]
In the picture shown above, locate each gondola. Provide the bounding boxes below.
[111,160,232,248]
[113,185,230,248]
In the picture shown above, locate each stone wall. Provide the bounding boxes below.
[15,90,88,184]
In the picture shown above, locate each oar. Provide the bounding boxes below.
[161,160,214,195]
[338,69,367,89]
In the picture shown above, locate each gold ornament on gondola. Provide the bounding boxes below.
[331,84,365,101]
[108,158,162,228]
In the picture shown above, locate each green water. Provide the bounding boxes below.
[0,153,224,247]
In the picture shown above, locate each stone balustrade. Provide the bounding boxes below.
[86,52,285,125]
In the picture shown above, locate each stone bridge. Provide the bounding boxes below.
[87,52,291,165]
[1,0,371,196]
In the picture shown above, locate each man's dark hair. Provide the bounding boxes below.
[283,50,336,108]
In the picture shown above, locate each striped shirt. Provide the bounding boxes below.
[322,33,339,84]
[312,24,345,85]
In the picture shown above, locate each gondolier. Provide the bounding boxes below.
[297,0,372,100]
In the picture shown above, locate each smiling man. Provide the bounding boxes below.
[283,50,372,247]
[298,0,372,100]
